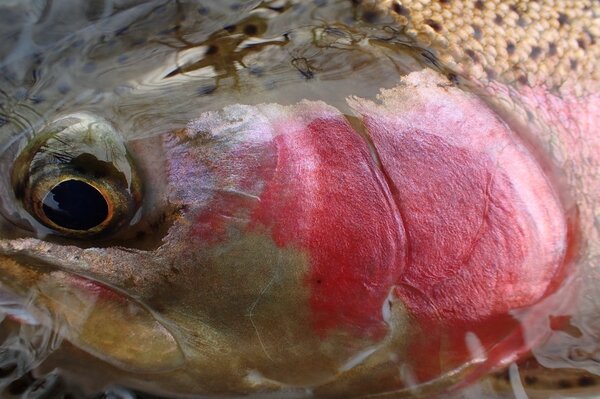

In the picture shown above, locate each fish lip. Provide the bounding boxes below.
[0,238,134,310]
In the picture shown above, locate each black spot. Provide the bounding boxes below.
[506,41,516,55]
[548,42,557,56]
[243,24,258,36]
[392,2,410,16]
[558,379,573,389]
[472,24,482,40]
[578,376,595,387]
[524,375,538,385]
[439,0,451,4]
[509,4,519,13]
[494,14,503,25]
[197,6,210,15]
[570,58,578,70]
[474,0,484,10]
[517,75,528,85]
[224,24,236,33]
[362,9,380,23]
[42,180,109,231]
[558,12,568,27]
[205,45,219,55]
[426,19,442,32]
[530,46,542,59]
[577,38,587,50]
[447,72,459,84]
[316,279,322,284]
[465,48,479,62]
[517,16,527,28]
[485,67,497,79]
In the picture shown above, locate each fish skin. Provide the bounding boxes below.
[367,0,600,395]
[0,0,597,397]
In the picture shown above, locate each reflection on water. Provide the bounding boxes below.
[0,0,598,398]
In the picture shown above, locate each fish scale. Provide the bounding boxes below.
[373,0,600,89]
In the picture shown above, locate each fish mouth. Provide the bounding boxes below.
[0,244,185,373]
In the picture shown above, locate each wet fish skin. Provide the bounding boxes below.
[0,0,598,397]
[367,0,600,395]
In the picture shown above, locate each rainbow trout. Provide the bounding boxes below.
[0,0,597,397]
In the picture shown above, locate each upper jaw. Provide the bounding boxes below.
[0,238,186,373]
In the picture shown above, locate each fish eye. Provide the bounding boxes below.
[11,113,142,238]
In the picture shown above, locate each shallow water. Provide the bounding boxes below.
[0,0,598,398]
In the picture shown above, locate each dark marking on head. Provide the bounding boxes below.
[206,45,219,55]
[524,375,538,386]
[577,38,587,50]
[447,72,459,85]
[517,16,527,28]
[244,24,258,36]
[438,0,451,4]
[494,14,503,25]
[530,46,542,59]
[558,379,573,389]
[474,0,484,11]
[362,9,380,23]
[578,376,596,387]
[392,1,410,16]
[426,19,442,32]
[548,42,558,56]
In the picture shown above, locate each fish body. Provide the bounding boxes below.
[0,0,597,398]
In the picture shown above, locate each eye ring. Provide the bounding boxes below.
[11,113,142,238]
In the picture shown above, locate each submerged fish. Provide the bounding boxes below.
[0,0,598,397]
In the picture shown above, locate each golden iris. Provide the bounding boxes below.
[11,113,141,238]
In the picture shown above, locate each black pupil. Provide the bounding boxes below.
[42,179,108,231]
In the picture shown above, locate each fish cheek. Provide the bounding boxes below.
[145,229,382,386]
